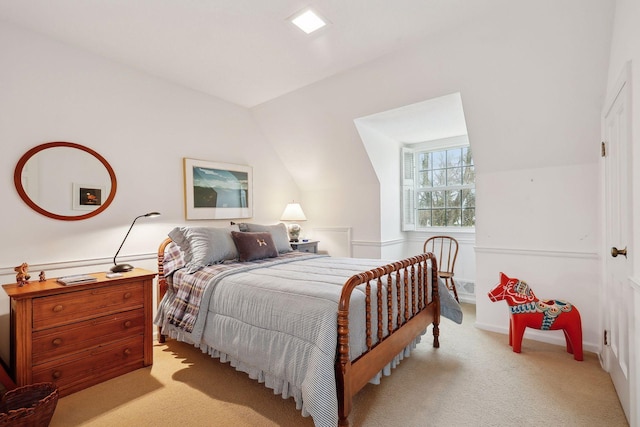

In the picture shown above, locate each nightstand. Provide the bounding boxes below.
[290,240,319,253]
[2,268,155,397]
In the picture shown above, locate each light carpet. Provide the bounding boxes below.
[49,304,628,426]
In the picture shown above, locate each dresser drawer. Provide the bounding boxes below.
[32,335,144,392]
[32,283,144,330]
[3,268,154,395]
[32,309,145,365]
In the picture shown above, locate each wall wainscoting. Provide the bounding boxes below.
[0,253,158,278]
[311,227,352,257]
[475,245,601,354]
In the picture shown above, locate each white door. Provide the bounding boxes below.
[602,64,631,422]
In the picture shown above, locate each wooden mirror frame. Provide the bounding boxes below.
[14,142,117,221]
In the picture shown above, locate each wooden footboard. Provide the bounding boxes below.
[335,253,439,427]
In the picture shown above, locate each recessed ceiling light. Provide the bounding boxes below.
[291,10,327,34]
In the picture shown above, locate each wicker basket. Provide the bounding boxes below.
[0,382,59,427]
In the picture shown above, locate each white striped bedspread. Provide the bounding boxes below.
[155,253,462,427]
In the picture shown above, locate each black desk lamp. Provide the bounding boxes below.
[111,212,161,272]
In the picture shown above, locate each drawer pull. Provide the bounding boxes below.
[123,320,132,328]
[52,304,64,313]
[123,348,131,357]
[52,370,61,379]
[123,292,132,299]
[51,338,63,346]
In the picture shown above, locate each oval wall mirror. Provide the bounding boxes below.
[14,142,117,221]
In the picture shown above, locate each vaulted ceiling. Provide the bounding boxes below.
[0,0,491,108]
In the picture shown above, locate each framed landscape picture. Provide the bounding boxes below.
[183,158,253,220]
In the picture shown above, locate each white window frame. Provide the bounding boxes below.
[402,136,475,231]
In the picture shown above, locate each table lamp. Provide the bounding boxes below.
[280,203,306,242]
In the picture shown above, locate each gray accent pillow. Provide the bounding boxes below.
[238,223,292,253]
[168,225,239,273]
[231,231,279,262]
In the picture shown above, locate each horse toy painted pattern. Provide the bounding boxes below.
[488,272,583,361]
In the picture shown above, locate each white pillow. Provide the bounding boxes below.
[168,225,239,273]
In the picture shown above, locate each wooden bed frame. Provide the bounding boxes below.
[157,238,440,427]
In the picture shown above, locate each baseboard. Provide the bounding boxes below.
[474,321,599,354]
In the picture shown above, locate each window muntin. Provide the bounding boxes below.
[415,146,475,228]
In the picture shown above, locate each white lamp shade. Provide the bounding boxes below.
[280,203,307,221]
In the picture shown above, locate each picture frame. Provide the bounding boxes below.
[183,158,253,220]
[72,183,104,211]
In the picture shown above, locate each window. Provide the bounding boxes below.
[403,145,475,230]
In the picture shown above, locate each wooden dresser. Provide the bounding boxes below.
[2,268,155,397]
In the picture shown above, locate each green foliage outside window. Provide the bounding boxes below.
[415,146,475,227]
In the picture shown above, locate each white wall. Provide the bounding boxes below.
[605,0,640,424]
[0,21,300,362]
[353,120,404,259]
[252,0,613,351]
[475,164,600,346]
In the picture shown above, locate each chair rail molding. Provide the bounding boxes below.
[475,246,598,260]
[407,231,476,246]
[0,253,157,276]
[351,238,406,248]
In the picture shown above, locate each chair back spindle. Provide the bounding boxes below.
[423,236,459,302]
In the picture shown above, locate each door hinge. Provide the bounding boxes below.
[604,329,609,346]
[601,141,607,157]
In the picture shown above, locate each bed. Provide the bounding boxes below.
[154,224,462,426]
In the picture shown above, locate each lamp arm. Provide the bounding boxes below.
[112,214,144,266]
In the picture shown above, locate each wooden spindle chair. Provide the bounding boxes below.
[423,235,459,302]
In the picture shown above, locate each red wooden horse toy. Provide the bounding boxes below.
[488,272,583,361]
